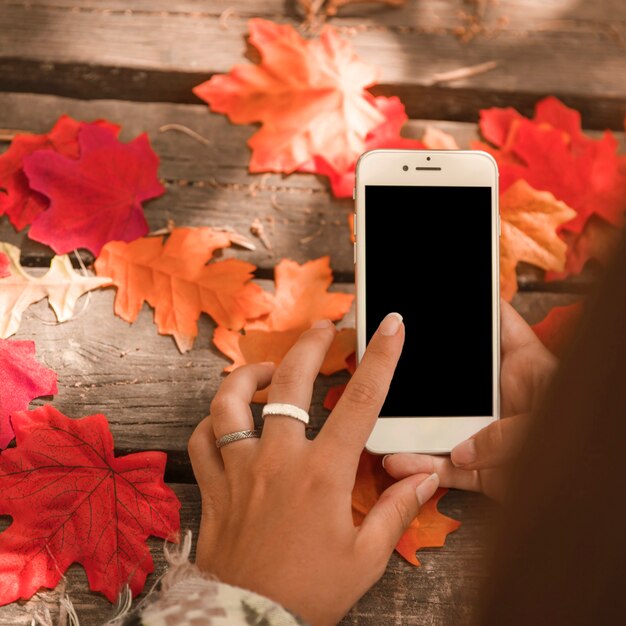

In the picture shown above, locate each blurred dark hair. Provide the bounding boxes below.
[478,233,626,626]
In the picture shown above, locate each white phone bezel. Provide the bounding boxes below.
[355,149,500,454]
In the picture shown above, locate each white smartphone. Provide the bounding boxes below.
[355,149,500,454]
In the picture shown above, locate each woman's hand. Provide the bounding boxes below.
[384,300,558,500]
[188,314,439,626]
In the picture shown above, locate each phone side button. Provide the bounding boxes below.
[498,215,501,237]
[353,243,356,264]
[353,187,356,200]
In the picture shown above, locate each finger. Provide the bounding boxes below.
[383,453,481,492]
[261,320,336,444]
[450,413,530,470]
[210,362,275,464]
[315,313,404,472]
[501,299,544,354]
[188,414,226,492]
[356,473,439,564]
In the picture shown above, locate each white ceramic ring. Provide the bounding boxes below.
[261,402,310,425]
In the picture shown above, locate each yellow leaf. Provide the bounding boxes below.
[500,181,577,300]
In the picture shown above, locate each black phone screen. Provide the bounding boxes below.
[364,184,494,417]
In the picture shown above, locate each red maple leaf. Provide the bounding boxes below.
[0,405,180,605]
[532,301,583,358]
[473,97,626,274]
[0,339,58,449]
[193,18,384,175]
[299,96,425,198]
[0,253,8,278]
[0,116,119,231]
[23,124,164,255]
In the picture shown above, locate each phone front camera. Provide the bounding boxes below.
[426,156,431,161]
[402,165,409,171]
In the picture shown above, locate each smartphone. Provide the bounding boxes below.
[355,150,500,454]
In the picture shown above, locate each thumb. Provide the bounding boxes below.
[451,413,531,470]
[356,472,439,560]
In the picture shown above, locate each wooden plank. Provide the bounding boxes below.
[0,484,497,626]
[10,277,579,480]
[0,1,625,127]
[1,93,621,284]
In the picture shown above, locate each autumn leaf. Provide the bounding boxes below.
[0,116,120,231]
[23,123,164,255]
[0,405,180,605]
[532,301,583,358]
[352,452,460,566]
[0,252,8,278]
[193,18,384,175]
[0,242,112,338]
[0,339,57,449]
[213,257,355,400]
[95,227,273,353]
[300,96,425,198]
[474,97,626,274]
[499,180,576,301]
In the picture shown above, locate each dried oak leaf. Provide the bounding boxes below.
[0,405,180,605]
[352,452,461,565]
[23,123,164,255]
[213,257,355,401]
[0,242,112,338]
[95,227,273,353]
[193,18,384,175]
[300,96,425,198]
[0,339,57,450]
[0,116,120,231]
[532,301,583,358]
[474,97,626,274]
[500,180,576,301]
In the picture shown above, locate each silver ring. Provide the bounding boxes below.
[262,402,310,425]
[215,429,262,449]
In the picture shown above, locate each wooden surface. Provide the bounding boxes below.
[0,0,617,624]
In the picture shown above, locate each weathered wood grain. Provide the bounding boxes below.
[0,1,625,127]
[1,92,620,287]
[0,484,497,626]
[8,272,579,481]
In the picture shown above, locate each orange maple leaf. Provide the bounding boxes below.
[500,180,577,300]
[352,452,461,566]
[213,257,355,400]
[193,18,383,174]
[95,227,273,352]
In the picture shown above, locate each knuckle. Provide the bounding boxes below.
[271,362,309,390]
[389,496,415,530]
[210,393,239,418]
[343,377,380,407]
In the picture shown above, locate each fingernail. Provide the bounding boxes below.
[451,438,476,467]
[378,312,403,336]
[311,319,332,329]
[416,473,439,507]
[259,361,275,366]
[382,454,391,468]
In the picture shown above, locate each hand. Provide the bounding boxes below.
[187,314,440,626]
[383,300,558,500]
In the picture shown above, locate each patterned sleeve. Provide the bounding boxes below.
[115,531,308,626]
